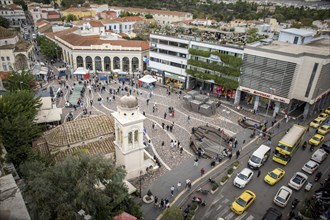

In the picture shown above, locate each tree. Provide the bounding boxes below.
[66,14,78,22]
[37,36,62,59]
[20,154,142,220]
[3,70,36,91]
[161,207,184,220]
[0,90,42,166]
[0,16,10,28]
[13,0,28,11]
[145,14,153,19]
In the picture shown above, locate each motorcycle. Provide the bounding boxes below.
[192,197,206,206]
[197,188,209,195]
[315,172,322,182]
[302,141,307,150]
[310,144,315,152]
[291,198,299,209]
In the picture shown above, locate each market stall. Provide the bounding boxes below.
[73,67,89,80]
[138,75,157,89]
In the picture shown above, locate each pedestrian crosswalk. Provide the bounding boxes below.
[202,194,255,220]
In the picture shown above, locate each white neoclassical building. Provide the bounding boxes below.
[45,21,149,74]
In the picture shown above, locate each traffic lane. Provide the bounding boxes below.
[219,131,329,218]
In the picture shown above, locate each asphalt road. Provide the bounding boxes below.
[197,119,329,220]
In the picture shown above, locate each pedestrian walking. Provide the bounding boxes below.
[164,112,167,119]
[152,123,155,129]
[177,181,181,191]
[257,170,261,177]
[161,141,165,148]
[160,199,164,208]
[228,151,232,160]
[200,168,205,176]
[277,122,280,129]
[146,99,149,105]
[193,158,199,166]
[307,126,310,132]
[174,141,177,148]
[162,122,165,129]
[235,150,240,159]
[169,125,173,132]
[171,185,175,197]
[267,136,272,145]
[185,179,190,188]
[90,100,93,106]
[187,115,191,123]
[180,146,183,154]
[234,139,238,148]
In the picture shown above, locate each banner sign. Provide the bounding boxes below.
[239,86,290,104]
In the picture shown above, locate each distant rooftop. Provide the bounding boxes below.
[249,38,330,57]
[280,28,314,37]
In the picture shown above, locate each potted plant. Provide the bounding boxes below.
[233,161,240,169]
[190,202,198,212]
[227,167,234,177]
[220,175,229,186]
[142,189,154,204]
[210,182,219,194]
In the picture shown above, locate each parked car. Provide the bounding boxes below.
[325,107,330,114]
[233,168,254,188]
[310,117,324,128]
[288,172,308,190]
[321,140,330,153]
[318,112,328,121]
[273,186,293,207]
[302,160,319,174]
[264,168,285,186]
[262,207,282,220]
[230,190,256,215]
[317,125,330,135]
[308,134,324,146]
[311,149,328,164]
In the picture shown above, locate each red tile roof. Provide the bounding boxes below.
[114,212,137,220]
[114,16,144,22]
[89,20,104,27]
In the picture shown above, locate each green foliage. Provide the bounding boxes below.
[37,36,61,59]
[211,182,219,191]
[161,206,184,220]
[145,14,153,19]
[61,0,84,8]
[13,0,27,10]
[120,11,140,17]
[227,167,234,175]
[20,154,142,220]
[233,161,240,167]
[123,36,144,40]
[0,16,10,28]
[0,90,42,167]
[186,69,238,89]
[221,175,229,183]
[3,70,36,91]
[189,48,243,68]
[188,59,240,77]
[66,14,78,22]
[247,27,258,35]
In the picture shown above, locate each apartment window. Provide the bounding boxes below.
[169,41,178,47]
[114,25,116,29]
[293,36,299,44]
[178,43,188,49]
[1,57,4,61]
[168,51,177,56]
[159,40,168,45]
[125,25,127,29]
[6,57,10,61]
[305,63,319,98]
[2,64,8,71]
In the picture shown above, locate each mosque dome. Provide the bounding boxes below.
[119,95,138,109]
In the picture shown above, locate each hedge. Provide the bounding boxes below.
[188,59,240,77]
[188,48,243,67]
[186,69,239,89]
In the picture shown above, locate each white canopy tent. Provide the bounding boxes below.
[35,108,62,124]
[73,67,88,75]
[138,75,157,84]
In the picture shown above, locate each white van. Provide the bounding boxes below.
[248,144,271,169]
[311,149,328,164]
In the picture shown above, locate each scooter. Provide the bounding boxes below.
[315,172,322,182]
[291,198,299,209]
[197,188,209,195]
[192,197,206,206]
[302,141,307,150]
[310,144,315,152]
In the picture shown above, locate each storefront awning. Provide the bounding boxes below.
[73,67,88,75]
[138,75,157,84]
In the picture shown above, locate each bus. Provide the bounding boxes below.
[272,124,307,165]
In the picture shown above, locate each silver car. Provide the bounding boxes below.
[288,172,308,190]
[233,168,254,188]
[302,160,319,174]
[273,186,293,207]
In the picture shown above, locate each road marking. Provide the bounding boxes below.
[225,212,235,220]
[245,215,254,220]
[217,207,232,219]
[145,133,171,171]
[212,195,224,205]
[234,212,247,220]
[216,204,223,211]
[222,198,229,204]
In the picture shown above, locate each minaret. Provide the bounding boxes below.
[111,95,146,180]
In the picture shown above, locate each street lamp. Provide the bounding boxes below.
[265,88,276,123]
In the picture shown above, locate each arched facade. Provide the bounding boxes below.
[14,54,28,70]
[77,56,83,67]
[86,56,93,70]
[113,57,120,70]
[122,57,129,72]
[104,56,111,71]
[132,57,139,72]
[95,56,102,71]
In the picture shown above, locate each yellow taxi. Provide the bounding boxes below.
[318,125,330,135]
[325,107,330,114]
[318,113,328,121]
[310,117,324,128]
[231,190,256,215]
[309,134,325,146]
[264,168,286,186]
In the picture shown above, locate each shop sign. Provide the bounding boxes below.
[165,72,186,82]
[239,86,290,104]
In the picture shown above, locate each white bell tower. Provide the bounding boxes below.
[111,95,146,180]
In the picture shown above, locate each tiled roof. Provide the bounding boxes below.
[0,27,16,39]
[45,27,79,39]
[114,16,144,22]
[89,20,104,27]
[111,6,192,16]
[47,10,59,15]
[63,7,92,12]
[43,115,115,147]
[53,138,116,162]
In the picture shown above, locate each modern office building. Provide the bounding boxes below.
[237,29,330,118]
[149,33,244,91]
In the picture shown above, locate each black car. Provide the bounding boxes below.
[321,140,330,153]
[262,207,282,220]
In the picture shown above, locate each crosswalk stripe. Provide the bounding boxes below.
[224,212,235,220]
[222,198,230,204]
[217,206,231,218]
[245,215,254,220]
[212,195,224,205]
[216,204,223,212]
[234,211,247,220]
